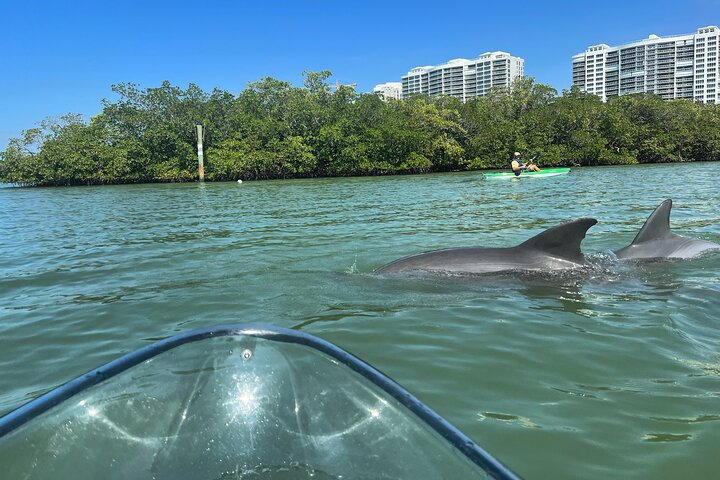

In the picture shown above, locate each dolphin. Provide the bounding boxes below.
[614,199,720,261]
[374,218,598,275]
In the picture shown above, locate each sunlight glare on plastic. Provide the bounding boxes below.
[225,373,264,424]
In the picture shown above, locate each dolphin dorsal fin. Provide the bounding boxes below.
[518,218,597,261]
[631,199,674,244]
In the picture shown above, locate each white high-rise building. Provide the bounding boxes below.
[572,26,720,103]
[373,82,403,100]
[401,52,524,102]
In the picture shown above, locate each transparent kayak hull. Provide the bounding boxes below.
[0,325,518,479]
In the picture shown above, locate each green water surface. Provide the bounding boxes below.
[1,162,719,479]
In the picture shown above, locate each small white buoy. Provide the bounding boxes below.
[237,179,243,183]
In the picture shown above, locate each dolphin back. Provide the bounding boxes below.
[517,218,598,262]
[615,199,720,259]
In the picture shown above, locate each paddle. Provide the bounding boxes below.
[526,151,541,166]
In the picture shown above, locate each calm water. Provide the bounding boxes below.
[1,163,719,479]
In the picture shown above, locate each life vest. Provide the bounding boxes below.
[510,158,523,176]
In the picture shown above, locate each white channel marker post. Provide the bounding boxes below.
[196,124,205,181]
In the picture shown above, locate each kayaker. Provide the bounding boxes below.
[510,152,540,176]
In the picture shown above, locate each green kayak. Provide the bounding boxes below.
[484,167,571,179]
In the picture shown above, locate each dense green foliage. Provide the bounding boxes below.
[3,72,720,186]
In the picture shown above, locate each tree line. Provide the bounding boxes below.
[2,71,720,186]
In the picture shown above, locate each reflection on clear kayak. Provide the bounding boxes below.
[0,325,519,479]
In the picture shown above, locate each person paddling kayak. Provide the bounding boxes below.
[510,152,540,176]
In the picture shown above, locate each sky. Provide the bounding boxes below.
[1,0,719,149]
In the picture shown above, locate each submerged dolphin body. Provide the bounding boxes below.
[614,199,720,261]
[374,218,598,275]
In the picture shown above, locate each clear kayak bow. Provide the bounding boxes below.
[0,325,519,479]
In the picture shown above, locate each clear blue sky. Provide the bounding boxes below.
[1,0,718,149]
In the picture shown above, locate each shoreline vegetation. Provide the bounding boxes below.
[2,71,720,187]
